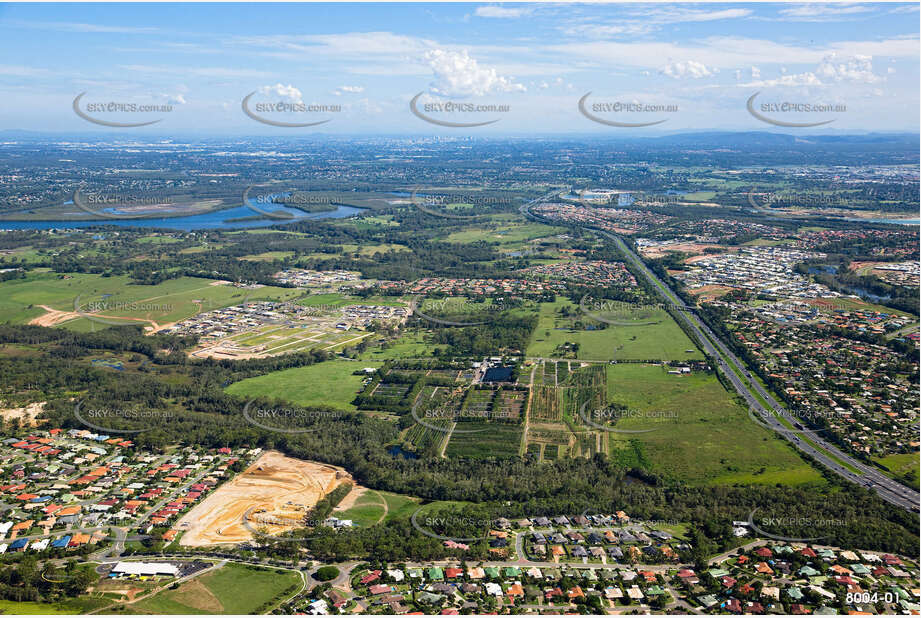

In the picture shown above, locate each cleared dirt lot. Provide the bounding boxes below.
[176,450,352,546]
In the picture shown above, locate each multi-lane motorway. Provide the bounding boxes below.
[522,199,919,513]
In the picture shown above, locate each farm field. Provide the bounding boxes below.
[225,360,383,411]
[443,421,523,458]
[129,563,300,614]
[0,270,300,330]
[604,364,825,486]
[526,299,703,361]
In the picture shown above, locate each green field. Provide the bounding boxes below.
[0,270,301,327]
[440,219,565,245]
[360,331,433,360]
[334,489,388,526]
[333,488,422,527]
[605,364,825,486]
[130,563,300,614]
[226,360,383,411]
[873,452,920,489]
[0,598,109,614]
[526,299,703,361]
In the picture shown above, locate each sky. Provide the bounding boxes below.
[0,2,918,135]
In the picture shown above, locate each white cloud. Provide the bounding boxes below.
[334,85,365,95]
[0,65,53,77]
[778,4,874,22]
[118,64,269,79]
[561,22,654,38]
[816,53,880,83]
[8,19,160,34]
[259,83,303,103]
[751,66,761,79]
[160,93,187,105]
[660,60,716,79]
[474,6,532,18]
[741,72,824,88]
[548,35,918,73]
[638,7,753,23]
[424,49,525,97]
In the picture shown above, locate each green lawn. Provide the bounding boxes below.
[527,299,703,361]
[334,489,388,527]
[605,364,825,486]
[131,563,300,614]
[379,490,422,521]
[225,360,383,411]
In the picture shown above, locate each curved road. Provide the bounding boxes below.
[522,199,919,513]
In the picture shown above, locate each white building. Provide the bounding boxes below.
[111,561,179,577]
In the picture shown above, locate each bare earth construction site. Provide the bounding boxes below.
[176,450,353,546]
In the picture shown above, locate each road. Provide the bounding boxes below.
[521,200,920,513]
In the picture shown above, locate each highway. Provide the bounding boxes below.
[521,199,919,513]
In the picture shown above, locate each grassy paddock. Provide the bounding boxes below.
[605,363,825,486]
[527,298,703,361]
[226,360,383,411]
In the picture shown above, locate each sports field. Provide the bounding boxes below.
[333,488,420,527]
[526,299,703,361]
[604,363,825,486]
[130,563,300,614]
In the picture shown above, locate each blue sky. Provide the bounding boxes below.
[0,2,918,134]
